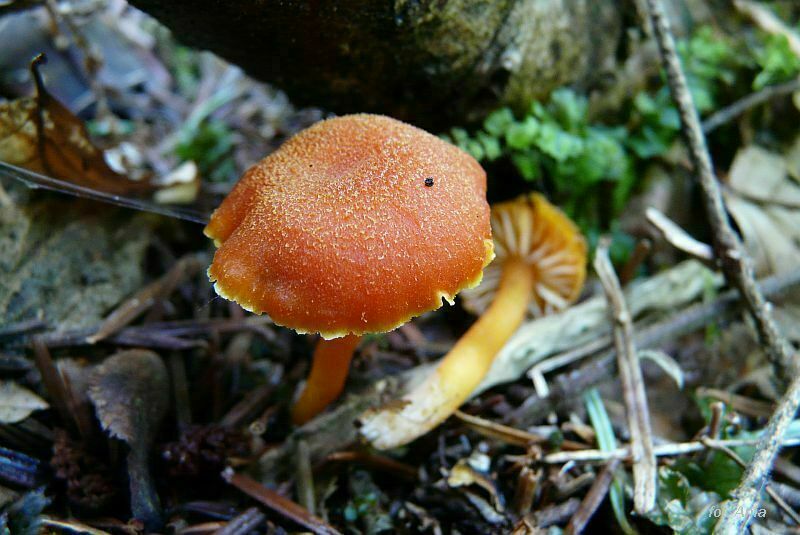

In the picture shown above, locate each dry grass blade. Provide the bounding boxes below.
[454,410,548,447]
[695,387,775,418]
[86,254,205,344]
[41,517,112,535]
[511,466,538,516]
[31,337,76,434]
[565,459,620,535]
[295,440,316,515]
[541,437,800,464]
[214,507,265,535]
[222,469,342,535]
[594,239,657,514]
[322,450,418,480]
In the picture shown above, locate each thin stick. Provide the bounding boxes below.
[643,0,795,382]
[702,78,800,134]
[295,440,316,515]
[222,469,341,535]
[619,239,652,285]
[594,239,656,514]
[0,161,209,224]
[87,254,205,344]
[541,437,800,465]
[214,507,266,535]
[31,338,76,434]
[700,437,800,526]
[41,517,111,535]
[645,207,713,262]
[565,459,620,535]
[716,375,800,534]
[454,410,548,447]
[321,450,418,480]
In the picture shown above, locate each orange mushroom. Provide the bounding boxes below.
[204,114,494,424]
[359,193,586,449]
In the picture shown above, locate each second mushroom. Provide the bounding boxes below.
[359,193,587,449]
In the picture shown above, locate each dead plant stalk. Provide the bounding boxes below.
[594,240,657,514]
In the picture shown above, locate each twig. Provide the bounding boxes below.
[565,459,620,535]
[541,437,800,465]
[214,507,266,535]
[31,337,77,435]
[169,354,192,430]
[220,384,276,428]
[295,440,316,515]
[715,374,800,534]
[645,207,714,262]
[643,0,795,381]
[695,387,775,418]
[454,410,548,447]
[701,437,800,527]
[222,469,341,535]
[0,319,47,338]
[260,267,800,484]
[702,78,800,134]
[594,239,656,514]
[41,517,111,535]
[321,450,418,480]
[511,467,538,516]
[86,254,205,344]
[0,162,208,224]
[619,238,652,285]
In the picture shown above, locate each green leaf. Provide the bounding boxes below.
[511,152,541,181]
[584,389,637,535]
[449,127,470,144]
[463,139,486,161]
[476,132,502,161]
[506,117,540,150]
[483,108,515,136]
[753,33,800,90]
[534,123,583,161]
[549,88,588,132]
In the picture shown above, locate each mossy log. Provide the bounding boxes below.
[129,0,621,126]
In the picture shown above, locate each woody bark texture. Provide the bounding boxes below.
[128,0,621,125]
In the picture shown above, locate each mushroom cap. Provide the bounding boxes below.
[204,114,494,339]
[461,193,586,317]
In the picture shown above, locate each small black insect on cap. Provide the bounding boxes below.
[424,177,434,187]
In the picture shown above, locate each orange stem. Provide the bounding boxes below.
[291,334,361,425]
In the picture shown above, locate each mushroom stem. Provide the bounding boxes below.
[291,334,361,425]
[359,257,533,449]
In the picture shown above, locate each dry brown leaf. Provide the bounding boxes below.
[0,54,152,196]
[0,381,48,424]
[725,145,800,276]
